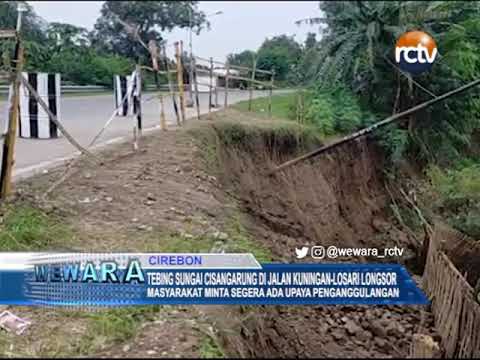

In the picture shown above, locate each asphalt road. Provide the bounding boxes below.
[0,89,275,179]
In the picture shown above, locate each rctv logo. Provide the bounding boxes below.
[395,31,438,75]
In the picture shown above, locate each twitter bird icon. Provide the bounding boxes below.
[295,246,309,259]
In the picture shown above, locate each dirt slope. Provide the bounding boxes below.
[201,111,439,358]
[8,126,231,357]
[3,109,439,358]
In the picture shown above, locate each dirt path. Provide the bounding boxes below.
[4,123,236,357]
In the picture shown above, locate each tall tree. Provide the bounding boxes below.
[92,1,207,62]
[227,50,256,68]
[256,35,302,81]
[299,1,480,164]
[0,1,46,42]
[304,32,317,50]
[46,23,90,52]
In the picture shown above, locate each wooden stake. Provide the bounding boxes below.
[180,41,187,123]
[162,45,180,126]
[149,40,167,131]
[224,62,230,108]
[215,82,219,108]
[133,126,138,151]
[0,41,23,199]
[269,77,480,175]
[175,41,186,125]
[159,94,167,131]
[268,70,275,118]
[192,56,201,120]
[148,39,159,72]
[208,57,213,115]
[248,57,257,111]
[135,64,142,135]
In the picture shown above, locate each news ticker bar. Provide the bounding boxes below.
[0,253,428,306]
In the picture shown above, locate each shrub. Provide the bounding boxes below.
[428,162,480,238]
[304,86,367,136]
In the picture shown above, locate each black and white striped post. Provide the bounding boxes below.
[20,73,61,139]
[113,70,142,125]
[4,72,61,139]
[114,68,142,150]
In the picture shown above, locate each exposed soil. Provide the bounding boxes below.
[6,124,232,357]
[198,111,440,358]
[3,109,441,358]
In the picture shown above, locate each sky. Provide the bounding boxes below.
[28,1,322,61]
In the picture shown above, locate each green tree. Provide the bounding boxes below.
[46,22,90,52]
[0,1,46,42]
[304,32,317,50]
[227,50,256,68]
[256,35,302,81]
[92,1,207,62]
[299,1,480,164]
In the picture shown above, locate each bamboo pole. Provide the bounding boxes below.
[162,45,181,126]
[148,39,159,73]
[175,41,186,125]
[224,62,230,108]
[159,94,167,131]
[180,41,187,123]
[0,41,23,199]
[135,64,142,135]
[208,57,213,115]
[215,80,219,108]
[88,90,130,147]
[192,56,201,120]
[133,126,138,151]
[268,70,275,118]
[227,74,274,87]
[194,56,272,74]
[269,77,480,175]
[149,40,167,131]
[248,57,257,111]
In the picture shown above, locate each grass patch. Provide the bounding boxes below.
[189,108,324,177]
[75,306,162,354]
[232,93,297,120]
[222,214,273,263]
[137,216,273,262]
[0,204,73,250]
[199,335,225,358]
